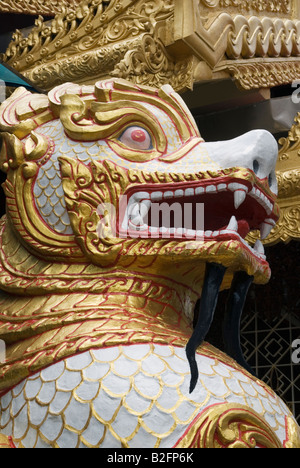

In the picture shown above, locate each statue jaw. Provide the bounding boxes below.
[58,157,279,284]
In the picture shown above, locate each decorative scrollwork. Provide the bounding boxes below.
[220,60,300,90]
[111,35,194,91]
[200,0,291,14]
[0,0,82,16]
[174,403,283,448]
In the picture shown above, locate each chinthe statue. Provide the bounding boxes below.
[0,79,299,448]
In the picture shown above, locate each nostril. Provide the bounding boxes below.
[268,173,273,186]
[253,159,259,175]
[268,170,278,195]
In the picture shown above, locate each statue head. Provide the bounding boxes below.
[0,78,279,280]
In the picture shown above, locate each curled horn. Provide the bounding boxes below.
[0,132,24,173]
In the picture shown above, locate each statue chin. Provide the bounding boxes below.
[0,78,298,448]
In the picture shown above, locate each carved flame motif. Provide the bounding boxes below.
[174,403,283,448]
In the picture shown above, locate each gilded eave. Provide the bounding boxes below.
[0,0,81,16]
[3,0,300,93]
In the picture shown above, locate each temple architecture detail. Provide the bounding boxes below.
[1,0,300,245]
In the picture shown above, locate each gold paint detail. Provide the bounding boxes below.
[2,0,300,92]
[0,344,289,448]
[284,415,300,448]
[0,293,263,392]
[0,79,201,261]
[199,0,291,14]
[216,60,300,91]
[1,0,189,92]
[0,433,14,448]
[110,34,195,93]
[171,1,300,67]
[175,403,283,448]
[0,0,81,15]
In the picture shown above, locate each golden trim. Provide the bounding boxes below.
[170,1,300,67]
[0,0,80,16]
[174,403,283,448]
[215,59,300,91]
[0,433,14,449]
[284,415,300,448]
[3,0,300,92]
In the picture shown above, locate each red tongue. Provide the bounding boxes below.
[237,220,250,238]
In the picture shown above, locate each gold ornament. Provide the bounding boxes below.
[0,78,298,448]
[175,403,283,448]
[2,0,300,93]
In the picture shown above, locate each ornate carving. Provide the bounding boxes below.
[111,35,195,92]
[218,60,300,90]
[0,0,81,16]
[172,4,300,67]
[175,403,283,448]
[1,0,181,91]
[200,0,291,14]
[3,0,300,93]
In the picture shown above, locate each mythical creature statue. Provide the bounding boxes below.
[0,79,299,448]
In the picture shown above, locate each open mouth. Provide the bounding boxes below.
[118,173,278,262]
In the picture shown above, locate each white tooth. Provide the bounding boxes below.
[176,227,184,236]
[150,191,163,201]
[129,219,147,231]
[186,229,195,238]
[228,182,247,191]
[206,185,216,193]
[128,203,140,218]
[132,191,150,202]
[227,215,238,231]
[159,226,169,235]
[164,191,173,199]
[195,187,205,195]
[205,230,213,236]
[185,188,194,196]
[140,200,151,217]
[253,239,265,255]
[174,189,184,197]
[217,183,227,191]
[260,219,275,239]
[196,230,204,239]
[130,215,143,226]
[234,190,247,209]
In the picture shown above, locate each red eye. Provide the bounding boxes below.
[119,126,152,150]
